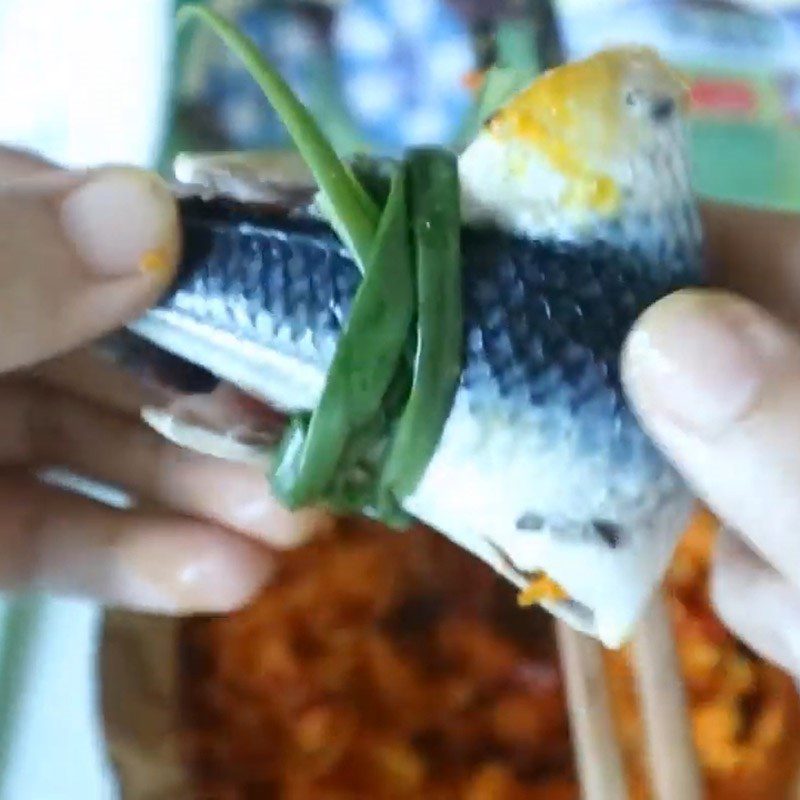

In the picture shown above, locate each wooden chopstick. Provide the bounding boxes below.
[557,590,703,800]
[632,591,703,800]
[555,620,628,800]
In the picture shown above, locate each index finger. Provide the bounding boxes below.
[702,202,800,329]
[0,166,179,371]
[0,146,56,183]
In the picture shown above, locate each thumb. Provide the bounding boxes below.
[621,289,800,586]
[0,165,179,372]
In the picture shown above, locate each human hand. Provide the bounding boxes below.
[0,146,323,615]
[622,203,800,675]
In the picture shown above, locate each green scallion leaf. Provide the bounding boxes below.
[271,169,414,508]
[380,148,462,500]
[177,8,473,530]
[177,4,379,267]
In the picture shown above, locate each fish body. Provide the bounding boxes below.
[121,47,703,646]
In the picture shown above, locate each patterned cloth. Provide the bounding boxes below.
[334,0,475,150]
[181,1,319,148]
[179,0,479,151]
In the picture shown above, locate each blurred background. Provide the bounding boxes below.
[167,0,800,207]
[2,0,800,797]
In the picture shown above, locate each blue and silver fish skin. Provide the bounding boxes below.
[126,47,703,647]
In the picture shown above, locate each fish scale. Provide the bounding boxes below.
[170,197,699,424]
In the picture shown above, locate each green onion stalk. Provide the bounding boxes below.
[178,5,466,526]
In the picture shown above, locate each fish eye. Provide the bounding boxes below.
[650,96,676,122]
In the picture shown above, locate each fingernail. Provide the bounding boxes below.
[60,167,178,280]
[622,290,765,436]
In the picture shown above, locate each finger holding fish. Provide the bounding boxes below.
[0,145,326,612]
[26,340,324,550]
[0,471,271,614]
[0,378,324,549]
[0,164,180,372]
[621,286,800,683]
[623,290,800,590]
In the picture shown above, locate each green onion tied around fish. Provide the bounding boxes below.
[100,5,704,647]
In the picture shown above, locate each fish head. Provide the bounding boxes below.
[498,46,687,161]
[444,48,702,646]
[460,46,697,258]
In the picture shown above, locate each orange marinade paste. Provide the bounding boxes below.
[179,511,800,799]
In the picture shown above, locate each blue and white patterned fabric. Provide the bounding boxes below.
[186,1,318,149]
[333,0,475,151]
